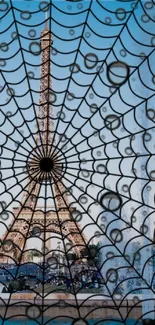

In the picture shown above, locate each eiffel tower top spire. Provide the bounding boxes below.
[40,14,51,49]
[45,10,48,28]
[24,15,68,210]
[39,12,52,145]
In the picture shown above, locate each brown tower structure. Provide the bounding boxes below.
[0,22,86,264]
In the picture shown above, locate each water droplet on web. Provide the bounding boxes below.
[141,14,150,23]
[0,42,9,52]
[0,212,9,221]
[106,268,118,283]
[120,49,127,57]
[110,229,123,243]
[85,32,91,38]
[107,61,129,85]
[144,1,154,9]
[116,8,126,20]
[20,11,31,20]
[96,164,106,174]
[100,192,122,211]
[28,29,36,38]
[0,1,9,11]
[104,114,121,130]
[0,59,6,67]
[105,17,111,24]
[69,29,75,36]
[90,103,98,113]
[26,305,41,320]
[69,63,80,73]
[29,42,41,56]
[146,109,155,120]
[84,53,98,69]
[7,88,15,96]
[39,1,49,12]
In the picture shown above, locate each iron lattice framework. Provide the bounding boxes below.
[0,23,86,263]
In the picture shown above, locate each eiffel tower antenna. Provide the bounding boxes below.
[45,9,48,28]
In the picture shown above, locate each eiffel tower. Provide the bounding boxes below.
[0,20,86,264]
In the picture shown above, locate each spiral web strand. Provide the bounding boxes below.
[0,0,155,324]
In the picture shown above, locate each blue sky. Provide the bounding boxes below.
[0,0,155,247]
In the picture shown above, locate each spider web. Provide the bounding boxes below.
[0,0,155,324]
